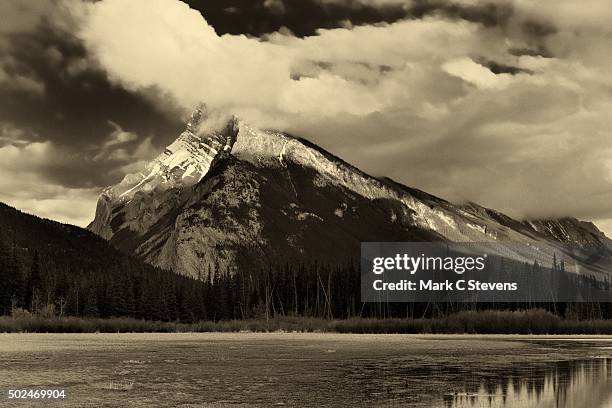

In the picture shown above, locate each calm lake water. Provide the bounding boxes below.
[0,333,611,407]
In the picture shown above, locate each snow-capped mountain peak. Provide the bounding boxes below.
[103,107,239,204]
[89,108,612,278]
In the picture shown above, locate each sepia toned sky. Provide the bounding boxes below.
[1,0,612,236]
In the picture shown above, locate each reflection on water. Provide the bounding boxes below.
[443,357,612,408]
[343,351,612,407]
[1,334,611,407]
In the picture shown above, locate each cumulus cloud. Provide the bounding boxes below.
[79,0,486,118]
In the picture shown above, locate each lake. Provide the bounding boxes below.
[0,333,611,407]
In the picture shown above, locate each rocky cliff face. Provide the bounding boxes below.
[89,109,612,278]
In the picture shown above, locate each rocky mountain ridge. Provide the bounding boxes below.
[89,108,612,278]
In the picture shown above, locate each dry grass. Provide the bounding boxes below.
[2,309,612,334]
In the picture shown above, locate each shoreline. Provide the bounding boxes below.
[3,309,612,335]
[2,331,612,338]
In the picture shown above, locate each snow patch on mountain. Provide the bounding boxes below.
[103,108,238,204]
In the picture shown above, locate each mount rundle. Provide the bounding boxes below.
[89,108,611,278]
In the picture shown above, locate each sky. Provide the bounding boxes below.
[1,0,612,236]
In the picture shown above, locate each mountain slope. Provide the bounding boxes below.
[0,202,208,320]
[89,108,612,278]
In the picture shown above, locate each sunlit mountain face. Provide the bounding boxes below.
[89,108,612,279]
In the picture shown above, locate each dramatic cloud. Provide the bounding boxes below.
[0,140,100,226]
[77,0,612,233]
[2,0,612,236]
[181,0,411,37]
[0,0,185,226]
[80,0,491,118]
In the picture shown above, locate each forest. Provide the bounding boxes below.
[1,202,612,325]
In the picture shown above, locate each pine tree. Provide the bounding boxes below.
[27,251,42,312]
[83,286,99,317]
[165,284,179,321]
[0,253,9,314]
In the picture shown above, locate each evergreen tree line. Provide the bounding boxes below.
[2,239,612,322]
[1,202,612,323]
[0,203,210,322]
[0,236,209,322]
[199,258,612,321]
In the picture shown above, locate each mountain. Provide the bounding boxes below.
[89,107,612,279]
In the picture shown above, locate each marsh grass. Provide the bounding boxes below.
[2,309,612,334]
